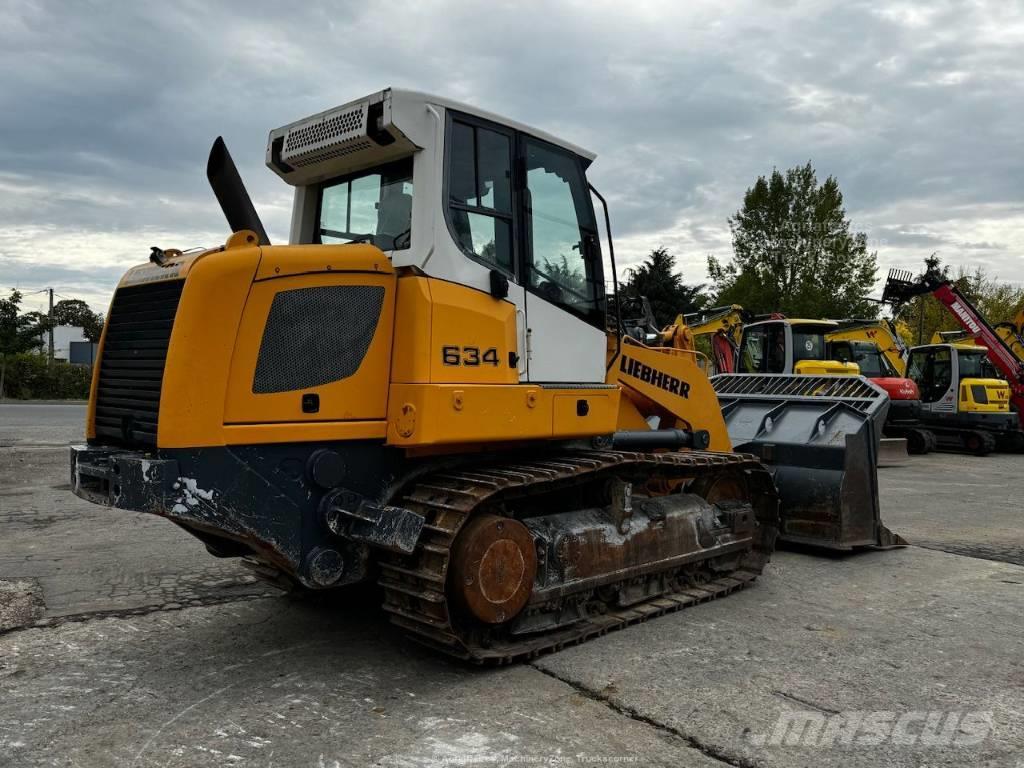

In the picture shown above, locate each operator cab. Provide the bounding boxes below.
[738,319,858,375]
[906,343,1008,413]
[829,339,899,378]
[265,88,607,383]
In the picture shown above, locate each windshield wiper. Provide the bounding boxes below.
[319,227,376,245]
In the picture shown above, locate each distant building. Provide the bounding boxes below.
[35,326,98,364]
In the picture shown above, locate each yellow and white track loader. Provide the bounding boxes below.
[70,89,895,662]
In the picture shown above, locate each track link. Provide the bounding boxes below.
[378,450,778,663]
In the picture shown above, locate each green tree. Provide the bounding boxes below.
[622,247,707,326]
[53,298,104,343]
[0,290,48,398]
[540,254,589,298]
[707,162,878,318]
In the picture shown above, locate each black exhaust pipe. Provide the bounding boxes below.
[206,136,270,246]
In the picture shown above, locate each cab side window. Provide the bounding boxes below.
[907,350,929,397]
[524,139,602,323]
[831,342,853,364]
[932,349,952,395]
[739,327,767,373]
[741,325,786,373]
[447,120,514,274]
[910,349,951,403]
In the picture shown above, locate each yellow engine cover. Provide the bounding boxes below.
[104,238,622,452]
[794,359,860,376]
[959,378,1010,412]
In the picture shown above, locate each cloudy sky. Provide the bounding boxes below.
[2,0,1022,313]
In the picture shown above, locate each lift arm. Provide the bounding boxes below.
[680,305,749,374]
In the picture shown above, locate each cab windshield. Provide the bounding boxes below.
[791,325,828,362]
[832,342,896,377]
[316,157,413,251]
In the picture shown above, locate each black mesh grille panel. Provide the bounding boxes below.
[94,280,184,448]
[253,285,385,394]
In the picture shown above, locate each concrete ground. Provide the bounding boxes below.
[1,403,1021,767]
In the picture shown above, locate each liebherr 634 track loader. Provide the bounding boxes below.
[71,89,890,661]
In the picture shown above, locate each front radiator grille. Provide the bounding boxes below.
[94,280,184,448]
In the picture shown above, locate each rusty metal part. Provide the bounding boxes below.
[320,488,425,554]
[450,514,537,624]
[377,450,778,663]
[690,472,747,506]
[523,492,753,601]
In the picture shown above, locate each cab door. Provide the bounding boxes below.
[908,347,955,414]
[445,114,529,379]
[520,137,606,382]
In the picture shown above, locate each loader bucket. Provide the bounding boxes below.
[711,374,907,550]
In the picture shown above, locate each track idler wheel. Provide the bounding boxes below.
[450,514,537,625]
[906,429,934,455]
[962,431,994,456]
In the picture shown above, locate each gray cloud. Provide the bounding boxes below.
[2,0,1023,312]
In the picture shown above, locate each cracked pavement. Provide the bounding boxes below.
[1,403,1022,767]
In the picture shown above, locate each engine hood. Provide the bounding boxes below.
[870,376,920,401]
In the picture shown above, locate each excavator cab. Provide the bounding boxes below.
[907,344,1010,413]
[737,319,858,376]
[829,340,899,378]
[903,344,1015,454]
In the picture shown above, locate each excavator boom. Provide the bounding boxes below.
[828,318,910,376]
[682,305,749,374]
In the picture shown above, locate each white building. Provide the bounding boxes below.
[36,325,97,363]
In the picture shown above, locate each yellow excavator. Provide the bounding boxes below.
[827,318,912,376]
[907,339,1015,453]
[826,319,936,454]
[613,298,748,376]
[70,89,897,662]
[934,321,1024,365]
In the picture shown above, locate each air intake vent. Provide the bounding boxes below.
[94,280,184,448]
[281,102,370,168]
[253,285,385,394]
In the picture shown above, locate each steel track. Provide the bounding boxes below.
[378,450,778,663]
